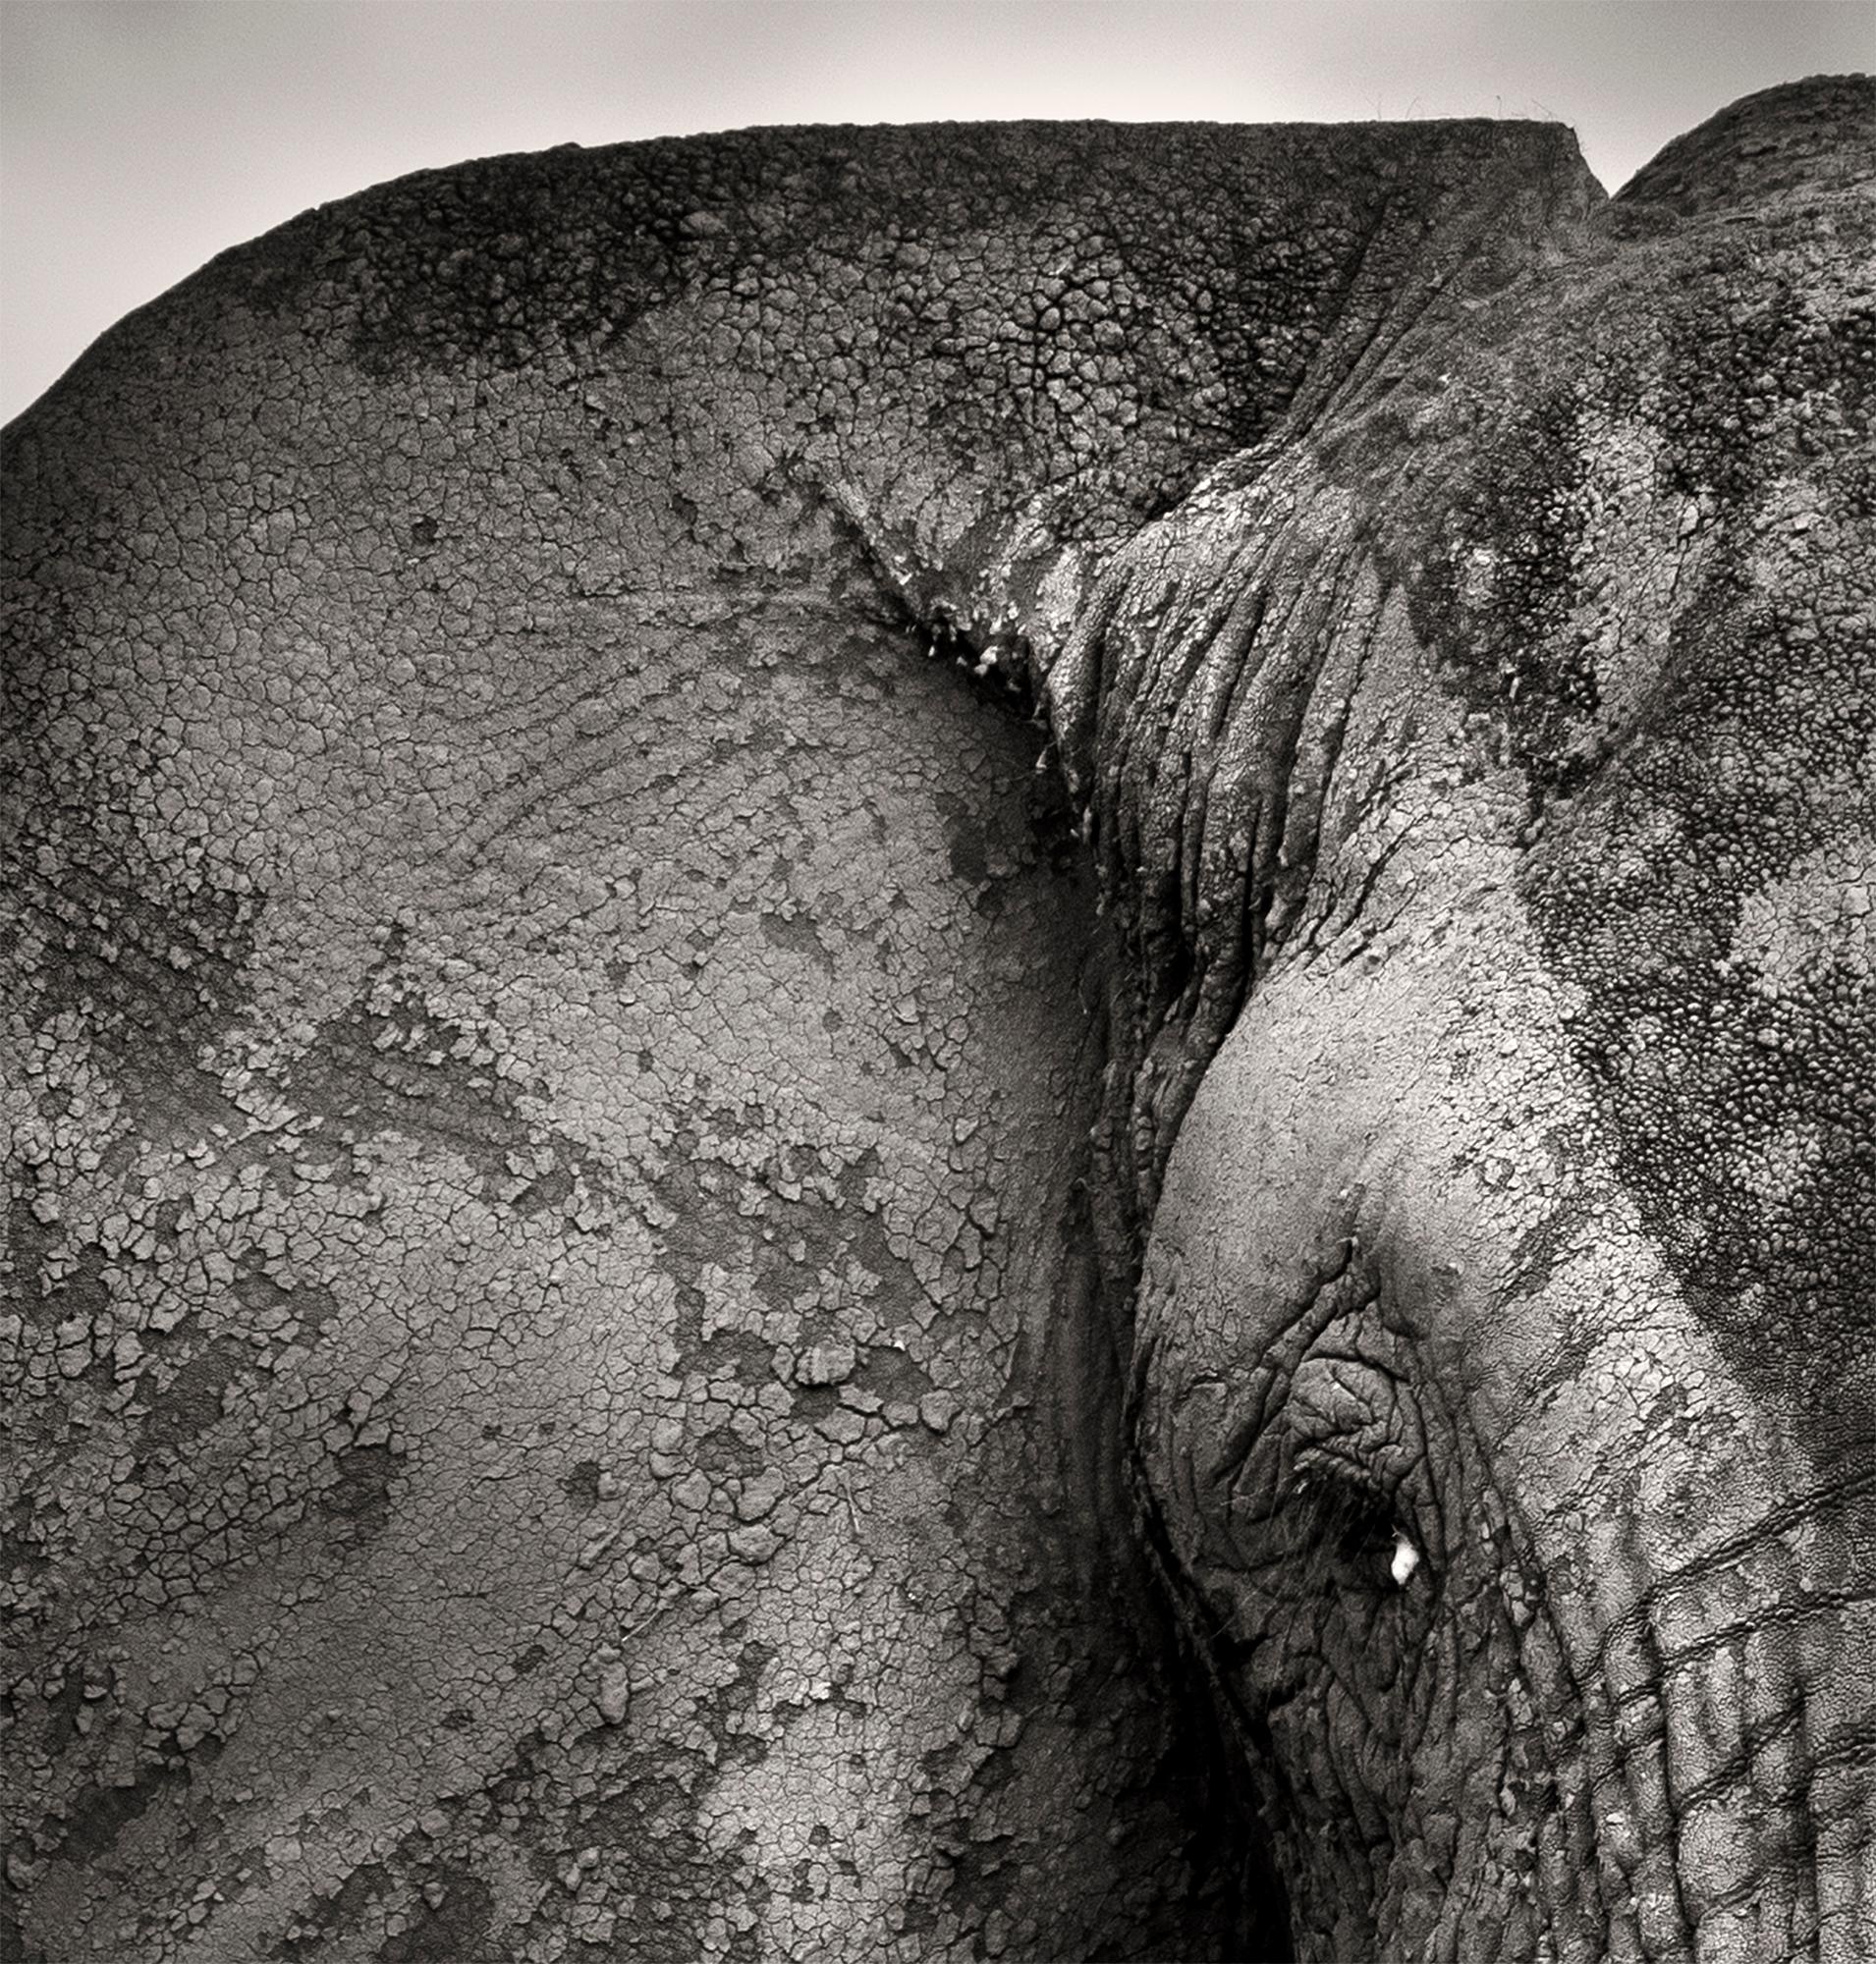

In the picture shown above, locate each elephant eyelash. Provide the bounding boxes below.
[1286,1458,1423,1595]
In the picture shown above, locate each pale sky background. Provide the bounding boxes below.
[3,0,1871,422]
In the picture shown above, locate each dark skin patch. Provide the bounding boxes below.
[1521,582,1875,1473]
[1389,109,1876,1470]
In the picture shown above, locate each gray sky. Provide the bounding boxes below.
[4,0,1871,422]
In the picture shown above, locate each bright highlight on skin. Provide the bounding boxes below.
[1390,1532,1420,1587]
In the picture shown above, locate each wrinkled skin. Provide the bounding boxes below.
[3,78,1871,1964]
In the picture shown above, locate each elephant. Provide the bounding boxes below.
[1,69,1870,1964]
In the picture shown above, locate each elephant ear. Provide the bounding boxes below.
[1,123,1587,1960]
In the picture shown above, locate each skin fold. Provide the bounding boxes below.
[2,75,1870,1964]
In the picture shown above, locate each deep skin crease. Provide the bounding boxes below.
[3,75,1872,1964]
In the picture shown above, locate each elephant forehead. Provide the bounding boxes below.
[1478,387,1876,1472]
[1141,841,1836,1415]
[1519,728,1876,1474]
[1308,104,1876,1475]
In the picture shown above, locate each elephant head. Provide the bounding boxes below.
[1059,75,1876,1960]
[2,76,1870,1964]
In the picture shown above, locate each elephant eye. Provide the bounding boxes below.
[1287,1460,1419,1596]
[1388,1530,1419,1587]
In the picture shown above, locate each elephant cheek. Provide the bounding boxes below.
[1141,1075,1876,1964]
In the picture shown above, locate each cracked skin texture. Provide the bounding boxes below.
[1067,75,1874,1962]
[0,79,1869,1963]
[2,115,1587,1964]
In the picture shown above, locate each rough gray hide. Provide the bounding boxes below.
[3,73,1872,1964]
